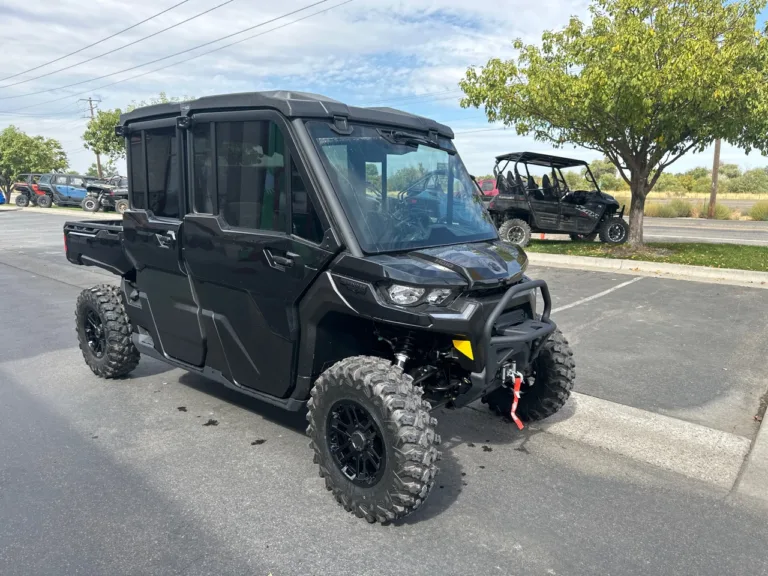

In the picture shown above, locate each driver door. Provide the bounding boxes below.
[182,114,335,398]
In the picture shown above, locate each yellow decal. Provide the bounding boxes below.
[453,340,474,360]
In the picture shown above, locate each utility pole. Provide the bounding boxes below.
[708,138,721,219]
[80,97,102,179]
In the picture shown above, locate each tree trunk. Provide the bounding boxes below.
[628,178,647,246]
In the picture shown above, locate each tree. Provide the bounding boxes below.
[81,94,192,164]
[82,108,124,160]
[387,164,428,192]
[126,91,191,113]
[86,159,118,178]
[0,126,68,200]
[719,163,742,179]
[460,0,768,245]
[563,170,588,190]
[726,168,768,193]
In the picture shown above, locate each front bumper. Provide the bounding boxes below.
[454,279,556,407]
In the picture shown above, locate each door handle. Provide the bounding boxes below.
[155,231,176,248]
[265,249,299,270]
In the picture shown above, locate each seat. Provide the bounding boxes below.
[541,174,554,200]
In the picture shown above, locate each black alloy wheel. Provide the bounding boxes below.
[83,309,107,358]
[326,400,386,487]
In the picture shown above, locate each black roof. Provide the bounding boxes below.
[495,151,588,169]
[119,90,454,138]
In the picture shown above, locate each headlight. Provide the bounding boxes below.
[426,288,453,305]
[387,284,425,306]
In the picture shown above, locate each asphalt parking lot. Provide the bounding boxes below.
[1,210,767,576]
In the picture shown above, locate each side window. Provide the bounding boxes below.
[290,159,324,244]
[192,123,214,213]
[216,120,287,231]
[130,135,146,209]
[71,177,84,188]
[145,127,179,219]
[55,175,68,185]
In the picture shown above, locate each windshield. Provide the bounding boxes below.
[307,122,497,253]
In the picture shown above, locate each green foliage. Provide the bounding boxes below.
[653,172,684,192]
[691,177,712,194]
[387,164,427,192]
[126,92,191,113]
[82,108,124,161]
[525,241,768,272]
[598,173,621,191]
[668,198,693,217]
[686,167,709,179]
[699,202,732,219]
[724,168,768,193]
[644,202,662,217]
[562,169,588,190]
[86,160,118,178]
[749,200,768,220]
[0,126,68,195]
[719,163,742,179]
[82,94,191,164]
[460,0,768,245]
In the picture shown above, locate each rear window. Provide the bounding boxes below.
[481,180,494,192]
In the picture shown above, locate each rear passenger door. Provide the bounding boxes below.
[69,176,87,201]
[122,122,206,367]
[53,174,69,200]
[182,113,335,398]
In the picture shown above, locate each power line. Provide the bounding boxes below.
[0,0,348,113]
[0,0,241,91]
[0,0,193,83]
[455,126,508,135]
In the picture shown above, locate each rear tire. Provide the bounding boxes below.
[307,356,441,523]
[482,328,575,422]
[82,196,100,212]
[569,232,597,242]
[599,218,629,244]
[15,194,29,207]
[76,285,140,378]
[499,218,532,247]
[36,194,52,208]
[115,199,129,214]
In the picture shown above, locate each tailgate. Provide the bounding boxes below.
[64,220,133,276]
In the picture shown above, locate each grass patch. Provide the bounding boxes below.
[750,201,768,221]
[698,202,732,220]
[526,240,768,272]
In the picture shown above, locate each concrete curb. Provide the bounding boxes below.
[734,415,768,502]
[527,252,768,286]
[533,392,752,490]
[0,206,117,219]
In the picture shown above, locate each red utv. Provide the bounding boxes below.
[11,173,45,206]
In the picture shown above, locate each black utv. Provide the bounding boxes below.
[82,175,129,213]
[63,91,575,523]
[488,152,629,246]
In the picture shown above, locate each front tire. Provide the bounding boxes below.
[82,196,100,212]
[499,218,532,247]
[115,199,129,214]
[483,328,575,422]
[307,356,441,523]
[36,194,52,208]
[76,285,140,378]
[599,218,629,244]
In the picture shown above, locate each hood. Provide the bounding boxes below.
[367,240,527,288]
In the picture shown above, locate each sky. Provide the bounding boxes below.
[1,0,768,177]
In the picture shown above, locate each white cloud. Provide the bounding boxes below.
[0,0,765,175]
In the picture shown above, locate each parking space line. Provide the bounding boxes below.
[552,276,643,313]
